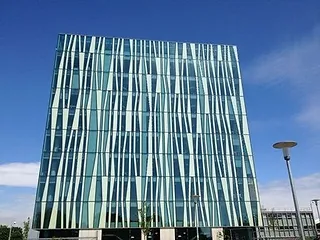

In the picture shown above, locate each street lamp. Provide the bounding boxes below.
[311,199,320,222]
[192,194,200,240]
[310,201,317,235]
[273,141,305,240]
[8,221,16,240]
[311,199,320,235]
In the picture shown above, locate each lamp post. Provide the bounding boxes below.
[192,194,200,240]
[312,199,320,222]
[8,221,16,240]
[311,199,320,236]
[310,201,317,235]
[273,141,305,240]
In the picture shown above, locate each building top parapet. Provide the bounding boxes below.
[261,208,312,213]
[58,32,238,48]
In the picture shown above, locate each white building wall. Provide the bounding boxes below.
[160,228,175,240]
[211,228,224,240]
[79,230,101,240]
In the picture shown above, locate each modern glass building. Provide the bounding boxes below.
[33,34,262,240]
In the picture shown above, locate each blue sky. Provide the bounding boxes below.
[1,0,320,224]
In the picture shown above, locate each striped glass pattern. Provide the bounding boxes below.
[33,34,262,229]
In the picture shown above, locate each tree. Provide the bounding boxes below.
[267,211,278,230]
[23,218,30,240]
[216,230,231,240]
[0,225,9,240]
[216,231,224,240]
[242,218,250,226]
[252,213,258,226]
[0,225,23,240]
[138,201,153,240]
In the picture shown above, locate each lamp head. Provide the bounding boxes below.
[312,199,320,204]
[192,194,200,203]
[273,141,297,161]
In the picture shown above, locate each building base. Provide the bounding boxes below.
[37,227,257,240]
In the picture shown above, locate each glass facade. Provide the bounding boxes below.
[33,34,262,230]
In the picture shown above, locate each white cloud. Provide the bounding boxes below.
[0,193,35,226]
[0,162,40,187]
[295,96,320,130]
[259,172,320,213]
[245,26,320,87]
[0,162,39,225]
[244,26,320,130]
